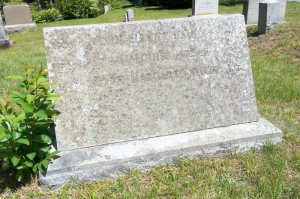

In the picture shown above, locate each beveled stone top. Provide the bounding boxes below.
[44,14,259,150]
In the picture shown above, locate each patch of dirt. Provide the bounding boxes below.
[248,23,300,66]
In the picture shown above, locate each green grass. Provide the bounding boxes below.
[1,2,300,198]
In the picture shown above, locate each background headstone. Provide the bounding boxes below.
[243,0,286,24]
[126,9,134,21]
[3,5,37,33]
[0,13,10,48]
[40,15,281,188]
[192,0,219,15]
[104,5,109,13]
[258,0,280,34]
[124,13,128,22]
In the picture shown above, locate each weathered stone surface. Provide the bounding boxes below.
[4,23,37,34]
[258,0,280,34]
[39,118,282,189]
[243,0,286,24]
[104,5,109,13]
[41,14,282,189]
[3,5,33,25]
[44,15,259,151]
[0,13,10,48]
[192,0,219,15]
[126,9,134,21]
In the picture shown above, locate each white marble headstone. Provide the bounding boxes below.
[192,0,219,15]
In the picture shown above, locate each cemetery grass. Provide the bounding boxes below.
[0,2,299,198]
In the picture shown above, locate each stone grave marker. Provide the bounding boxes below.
[192,0,219,15]
[104,5,109,13]
[0,13,10,48]
[3,4,37,33]
[258,0,280,34]
[243,0,286,25]
[40,14,282,188]
[126,9,135,21]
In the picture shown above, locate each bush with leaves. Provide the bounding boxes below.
[55,0,101,19]
[97,0,126,10]
[33,8,63,23]
[0,66,59,182]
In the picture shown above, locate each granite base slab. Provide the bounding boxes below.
[5,23,37,33]
[0,39,10,48]
[39,117,282,189]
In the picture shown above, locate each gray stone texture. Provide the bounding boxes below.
[4,23,37,33]
[42,14,282,188]
[124,13,128,22]
[243,0,287,24]
[126,9,134,21]
[258,0,280,34]
[3,5,33,25]
[104,5,109,13]
[0,13,10,48]
[39,118,282,189]
[44,14,259,151]
[192,0,219,15]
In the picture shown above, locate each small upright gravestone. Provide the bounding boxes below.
[258,0,280,34]
[125,9,134,22]
[243,0,286,25]
[104,5,109,13]
[192,0,219,15]
[3,4,37,33]
[0,13,10,48]
[41,14,282,188]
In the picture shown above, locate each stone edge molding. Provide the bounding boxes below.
[39,117,282,189]
[4,23,37,34]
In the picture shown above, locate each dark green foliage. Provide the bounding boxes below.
[0,66,60,182]
[55,0,101,19]
[33,8,63,23]
[139,0,192,8]
[97,0,126,10]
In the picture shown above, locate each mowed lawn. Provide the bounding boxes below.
[0,2,300,198]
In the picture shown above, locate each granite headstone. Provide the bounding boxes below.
[126,9,134,21]
[3,5,37,33]
[192,0,219,15]
[243,0,286,24]
[0,13,10,48]
[40,14,282,188]
[258,0,280,34]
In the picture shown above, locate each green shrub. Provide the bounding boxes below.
[138,0,191,8]
[56,0,101,19]
[33,8,63,23]
[0,66,60,182]
[97,0,127,10]
[3,0,24,6]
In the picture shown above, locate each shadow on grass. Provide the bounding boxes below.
[0,159,33,194]
[122,4,134,9]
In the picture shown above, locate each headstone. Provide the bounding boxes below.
[192,0,219,16]
[0,13,10,48]
[258,0,280,34]
[40,14,282,188]
[124,13,128,22]
[3,5,37,33]
[243,0,286,25]
[126,9,134,21]
[104,5,109,13]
